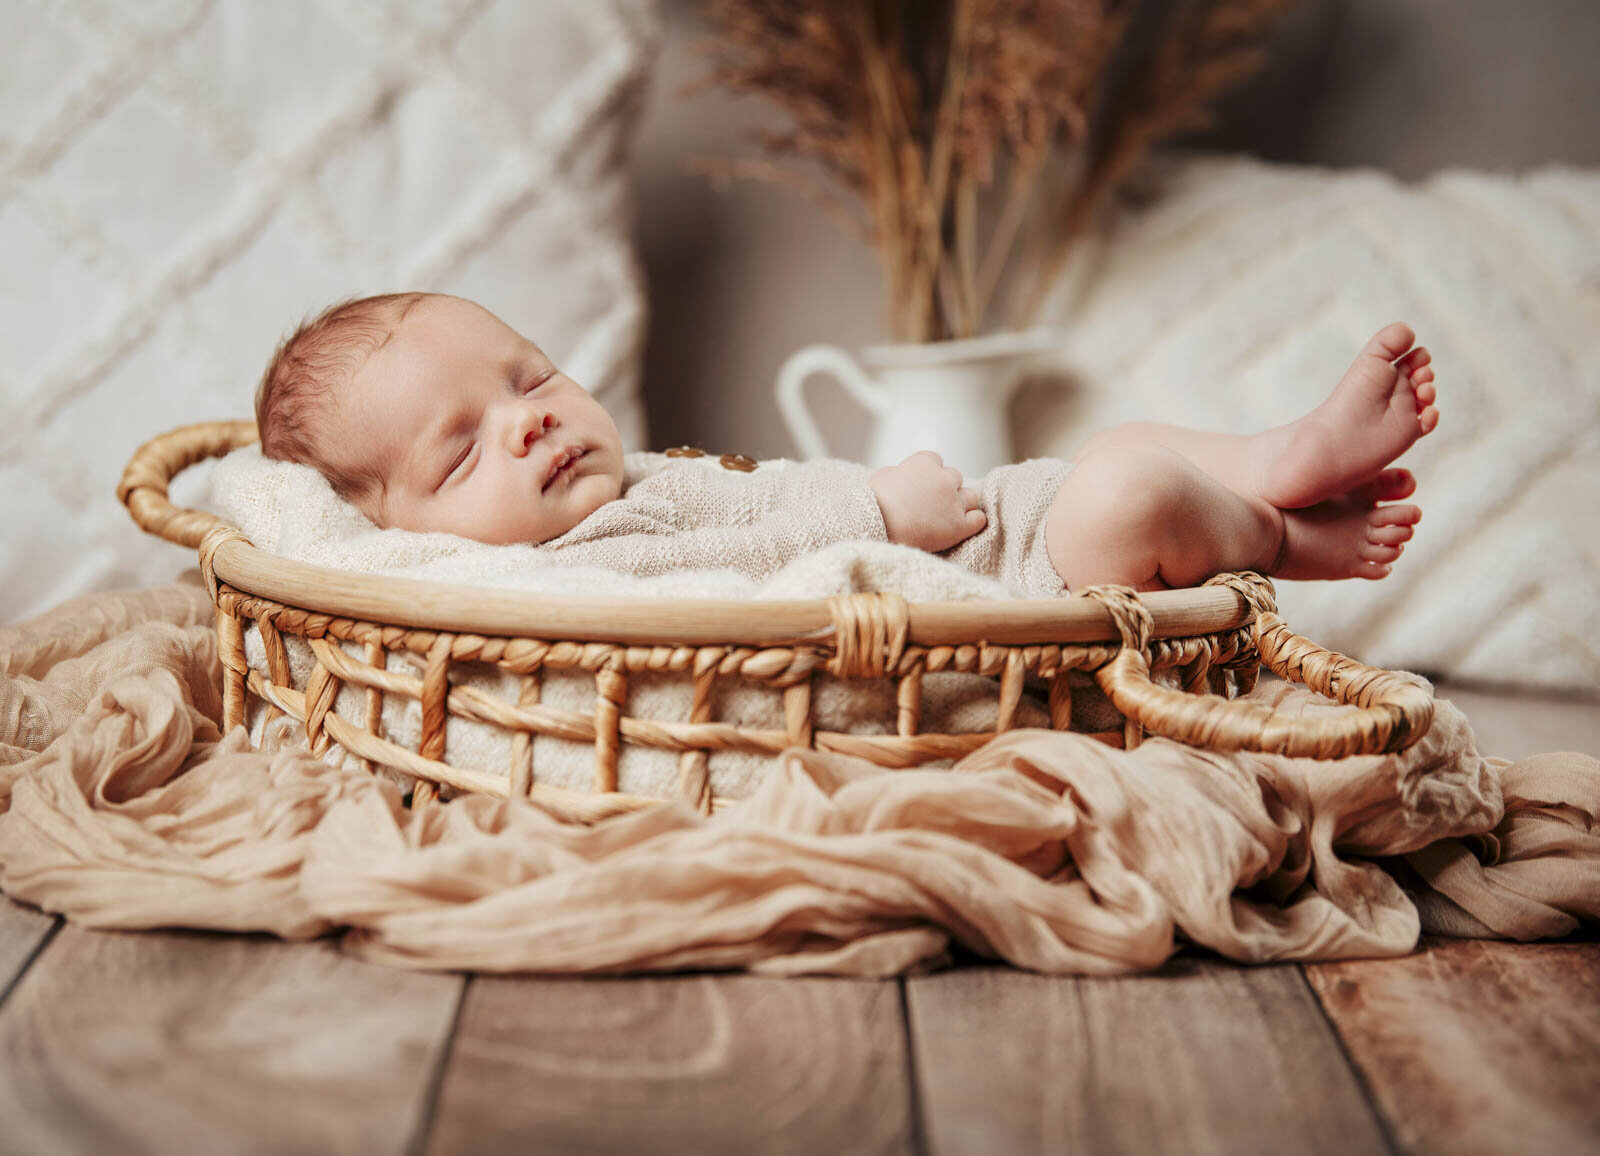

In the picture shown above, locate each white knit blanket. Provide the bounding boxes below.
[211,446,1059,800]
[212,444,1042,602]
[1,0,661,624]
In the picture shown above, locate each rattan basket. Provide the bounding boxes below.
[118,421,1435,821]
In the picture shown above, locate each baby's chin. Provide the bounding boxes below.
[517,469,623,545]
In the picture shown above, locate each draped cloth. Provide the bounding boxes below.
[2,583,1594,975]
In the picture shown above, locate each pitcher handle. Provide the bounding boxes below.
[775,344,887,461]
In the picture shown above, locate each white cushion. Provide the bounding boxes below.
[1021,156,1600,691]
[0,0,660,623]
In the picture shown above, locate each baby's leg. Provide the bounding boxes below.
[1046,444,1412,590]
[1047,444,1280,591]
[1046,324,1438,589]
[1074,323,1439,510]
[1072,423,1262,502]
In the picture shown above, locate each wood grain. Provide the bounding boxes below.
[0,926,463,1156]
[426,974,912,1156]
[1307,937,1600,1156]
[0,896,56,1004]
[906,960,1391,1156]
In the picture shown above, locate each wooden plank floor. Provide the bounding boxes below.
[428,975,912,1155]
[1308,937,1600,1156]
[906,960,1390,1156]
[0,683,1595,1155]
[0,927,464,1156]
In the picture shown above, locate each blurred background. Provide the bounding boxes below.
[3,0,1597,691]
[634,0,1600,454]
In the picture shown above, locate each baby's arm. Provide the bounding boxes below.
[869,451,987,552]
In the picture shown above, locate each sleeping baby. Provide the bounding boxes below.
[254,292,1438,596]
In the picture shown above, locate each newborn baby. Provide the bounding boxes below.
[256,292,1438,594]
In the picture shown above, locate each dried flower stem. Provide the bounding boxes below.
[695,0,1297,342]
[975,158,1044,320]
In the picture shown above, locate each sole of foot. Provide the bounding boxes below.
[1258,323,1440,510]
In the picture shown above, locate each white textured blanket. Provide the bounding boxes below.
[1,0,662,624]
[211,445,1060,603]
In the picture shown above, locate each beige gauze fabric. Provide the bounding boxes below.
[1,584,1596,976]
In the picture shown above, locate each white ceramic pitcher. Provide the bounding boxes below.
[776,329,1056,479]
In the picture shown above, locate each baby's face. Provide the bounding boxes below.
[327,295,624,544]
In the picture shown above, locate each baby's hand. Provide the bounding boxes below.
[869,451,987,552]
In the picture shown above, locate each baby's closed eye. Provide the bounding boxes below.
[440,443,478,488]
[522,367,557,394]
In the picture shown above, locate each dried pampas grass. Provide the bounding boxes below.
[692,0,1298,342]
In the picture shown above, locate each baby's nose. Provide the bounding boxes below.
[521,411,554,451]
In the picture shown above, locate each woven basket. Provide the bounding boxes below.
[118,421,1435,822]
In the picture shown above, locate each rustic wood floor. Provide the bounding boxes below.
[2,683,1596,1156]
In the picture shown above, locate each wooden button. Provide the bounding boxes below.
[664,446,705,458]
[719,452,757,472]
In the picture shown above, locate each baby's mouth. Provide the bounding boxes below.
[542,446,586,491]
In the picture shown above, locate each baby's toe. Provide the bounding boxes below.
[1361,542,1404,564]
[1369,503,1421,527]
[1415,379,1437,406]
[1355,560,1393,579]
[1368,524,1414,546]
[1397,346,1431,373]
[1419,406,1440,433]
[1368,322,1417,361]
[1353,469,1416,504]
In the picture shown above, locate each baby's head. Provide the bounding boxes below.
[256,293,625,544]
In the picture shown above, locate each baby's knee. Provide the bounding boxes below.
[1055,443,1200,535]
[1044,443,1202,583]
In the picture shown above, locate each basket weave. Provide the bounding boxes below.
[119,422,1435,822]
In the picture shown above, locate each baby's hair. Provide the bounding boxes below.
[255,291,428,501]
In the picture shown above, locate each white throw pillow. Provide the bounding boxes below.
[0,0,660,623]
[1020,156,1600,692]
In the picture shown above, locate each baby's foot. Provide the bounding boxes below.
[1271,469,1421,581]
[1257,323,1440,510]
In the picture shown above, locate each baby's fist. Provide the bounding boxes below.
[869,451,987,553]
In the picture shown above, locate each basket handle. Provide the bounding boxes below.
[1084,576,1434,758]
[117,419,259,550]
